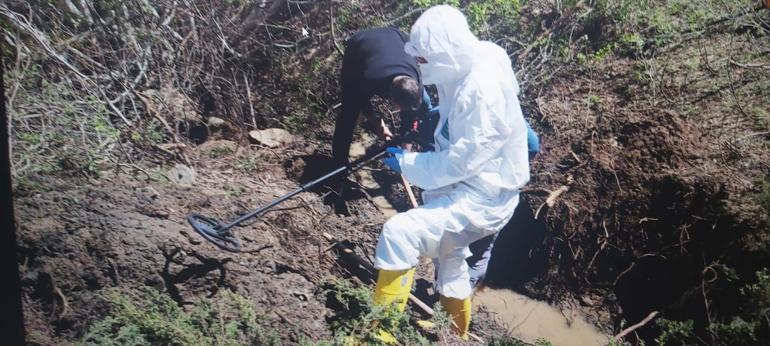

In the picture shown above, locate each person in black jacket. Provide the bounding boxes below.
[332,27,432,166]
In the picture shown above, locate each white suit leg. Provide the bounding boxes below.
[374,193,467,271]
[436,228,497,299]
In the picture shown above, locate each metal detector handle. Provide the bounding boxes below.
[218,131,418,230]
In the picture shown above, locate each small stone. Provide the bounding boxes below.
[249,128,294,148]
[167,164,196,186]
[207,116,226,128]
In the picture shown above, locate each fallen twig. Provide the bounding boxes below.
[328,0,344,56]
[613,262,636,286]
[534,185,570,219]
[400,175,419,208]
[614,311,659,341]
[54,286,69,318]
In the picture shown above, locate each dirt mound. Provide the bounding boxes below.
[523,53,769,338]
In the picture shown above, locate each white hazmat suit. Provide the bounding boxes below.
[374,5,530,300]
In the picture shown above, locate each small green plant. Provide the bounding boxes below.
[82,287,280,346]
[741,268,770,323]
[655,319,696,345]
[12,176,45,195]
[709,317,758,345]
[140,119,167,145]
[148,167,171,184]
[17,132,42,145]
[592,43,615,61]
[324,279,440,345]
[577,52,588,65]
[586,94,601,110]
[208,146,234,159]
[487,336,528,345]
[236,156,262,173]
[619,32,644,54]
[412,0,460,8]
[225,184,247,197]
[654,266,770,345]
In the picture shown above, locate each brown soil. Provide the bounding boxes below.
[15,139,502,344]
[519,51,770,338]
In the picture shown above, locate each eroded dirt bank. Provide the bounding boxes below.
[15,140,513,344]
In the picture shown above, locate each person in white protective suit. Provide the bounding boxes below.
[373,5,530,340]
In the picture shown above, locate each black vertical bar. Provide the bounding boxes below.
[1,46,26,344]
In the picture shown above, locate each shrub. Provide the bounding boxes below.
[82,287,280,346]
[323,278,444,345]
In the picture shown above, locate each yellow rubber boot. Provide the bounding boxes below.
[371,268,415,344]
[440,295,472,341]
[373,268,415,311]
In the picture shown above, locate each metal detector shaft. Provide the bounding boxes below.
[218,132,416,230]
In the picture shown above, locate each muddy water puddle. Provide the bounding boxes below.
[475,288,609,345]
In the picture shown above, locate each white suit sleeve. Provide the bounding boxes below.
[399,85,512,190]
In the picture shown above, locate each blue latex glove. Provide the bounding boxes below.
[382,147,403,173]
[525,121,540,158]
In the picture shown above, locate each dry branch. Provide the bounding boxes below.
[534,184,570,219]
[400,175,419,208]
[328,0,344,56]
[614,311,659,341]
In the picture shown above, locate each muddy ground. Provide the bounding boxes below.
[14,137,511,344]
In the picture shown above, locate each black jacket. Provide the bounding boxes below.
[332,27,420,164]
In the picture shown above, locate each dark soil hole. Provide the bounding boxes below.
[484,197,549,290]
[182,123,209,144]
[608,175,769,342]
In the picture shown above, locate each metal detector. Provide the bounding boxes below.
[187,131,420,252]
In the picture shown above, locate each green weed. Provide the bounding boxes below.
[149,167,171,185]
[12,176,46,195]
[207,146,234,159]
[586,95,601,110]
[741,268,770,322]
[411,0,460,9]
[225,184,247,197]
[81,287,280,346]
[324,278,442,345]
[236,156,262,173]
[655,268,770,345]
[655,319,696,345]
[17,132,42,145]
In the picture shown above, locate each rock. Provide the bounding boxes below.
[167,164,196,186]
[249,128,294,148]
[207,116,226,128]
